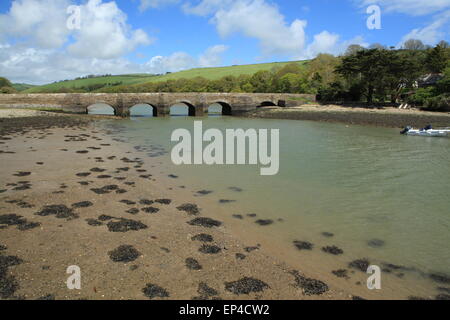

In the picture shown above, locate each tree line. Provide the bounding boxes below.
[0,77,16,94]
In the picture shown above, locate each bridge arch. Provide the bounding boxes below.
[208,101,232,116]
[87,103,116,115]
[170,101,196,116]
[258,101,277,107]
[130,103,157,117]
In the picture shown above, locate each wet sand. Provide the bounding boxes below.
[0,114,360,300]
[244,105,450,128]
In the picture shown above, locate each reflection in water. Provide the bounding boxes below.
[208,103,223,116]
[87,103,115,115]
[130,104,155,118]
[170,104,190,117]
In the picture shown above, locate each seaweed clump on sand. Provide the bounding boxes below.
[86,219,102,226]
[0,253,23,299]
[349,259,370,272]
[0,214,41,231]
[332,269,349,279]
[255,219,273,226]
[13,171,31,177]
[0,255,23,270]
[322,246,344,255]
[35,205,78,220]
[36,204,76,219]
[235,253,246,260]
[107,218,148,233]
[155,199,171,205]
[120,200,136,205]
[98,215,114,221]
[197,282,219,297]
[196,190,213,196]
[72,201,93,209]
[192,282,221,300]
[177,203,200,215]
[188,217,222,228]
[139,199,154,205]
[141,207,160,214]
[199,244,221,254]
[126,208,139,215]
[293,240,313,251]
[108,245,141,263]
[367,239,385,248]
[290,270,329,296]
[321,232,334,238]
[224,277,269,295]
[90,185,119,195]
[219,199,235,204]
[142,284,170,299]
[76,172,91,177]
[185,258,202,270]
[191,234,214,242]
[429,273,450,285]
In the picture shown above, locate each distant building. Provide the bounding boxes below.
[417,73,444,88]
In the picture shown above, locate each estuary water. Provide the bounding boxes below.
[92,104,450,298]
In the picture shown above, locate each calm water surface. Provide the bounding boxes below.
[93,104,450,296]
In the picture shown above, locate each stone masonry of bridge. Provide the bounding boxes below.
[0,93,316,117]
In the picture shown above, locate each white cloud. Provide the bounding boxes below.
[145,44,228,74]
[399,10,450,45]
[0,0,71,48]
[185,0,307,56]
[0,0,152,59]
[68,0,152,59]
[300,33,368,59]
[0,43,145,84]
[303,31,340,59]
[0,0,164,84]
[355,0,450,16]
[184,0,368,59]
[198,44,228,67]
[146,52,196,74]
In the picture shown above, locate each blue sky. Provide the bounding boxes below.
[0,0,449,84]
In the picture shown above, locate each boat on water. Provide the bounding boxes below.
[400,125,450,137]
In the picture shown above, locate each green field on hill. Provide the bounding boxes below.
[12,83,36,91]
[150,61,307,81]
[23,74,158,93]
[23,60,307,93]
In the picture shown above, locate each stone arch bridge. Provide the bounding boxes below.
[0,93,315,117]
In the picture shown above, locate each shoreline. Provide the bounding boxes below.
[242,105,450,129]
[2,106,450,130]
